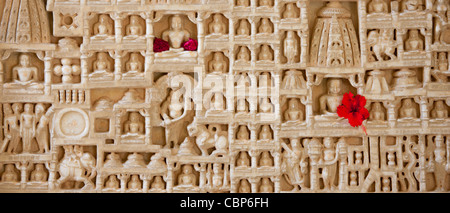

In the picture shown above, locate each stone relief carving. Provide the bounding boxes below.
[0,0,448,193]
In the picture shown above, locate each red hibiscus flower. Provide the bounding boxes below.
[153,38,170,53]
[337,92,369,134]
[182,38,198,51]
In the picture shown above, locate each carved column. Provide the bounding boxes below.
[141,174,150,193]
[80,52,91,84]
[43,51,52,95]
[112,50,124,81]
[112,13,125,44]
[197,12,206,60]
[418,135,427,191]
[142,12,154,68]
[118,174,130,193]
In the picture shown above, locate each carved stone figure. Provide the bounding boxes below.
[258,18,272,34]
[405,29,424,52]
[125,53,143,75]
[128,175,142,190]
[319,78,343,115]
[236,125,250,140]
[93,14,113,36]
[403,0,422,12]
[162,15,190,50]
[161,87,185,120]
[1,164,19,182]
[187,123,228,156]
[259,97,274,113]
[437,52,448,71]
[236,151,250,167]
[209,14,227,35]
[259,178,273,192]
[236,0,250,7]
[209,52,227,73]
[399,98,418,119]
[281,138,307,191]
[259,0,272,7]
[123,112,144,136]
[178,165,197,186]
[35,104,54,153]
[105,175,120,190]
[283,3,298,19]
[284,31,299,64]
[259,44,273,61]
[259,125,272,140]
[20,103,36,153]
[368,0,389,14]
[433,0,448,43]
[369,102,386,121]
[54,58,81,84]
[236,19,250,36]
[236,97,249,113]
[90,52,113,78]
[5,54,43,89]
[238,179,251,193]
[151,176,165,190]
[56,146,96,190]
[30,164,48,182]
[431,100,448,119]
[259,151,273,166]
[236,46,250,62]
[284,98,304,122]
[367,29,397,61]
[1,104,21,154]
[322,137,337,190]
[126,15,143,37]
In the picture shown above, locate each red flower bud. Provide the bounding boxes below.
[182,38,198,51]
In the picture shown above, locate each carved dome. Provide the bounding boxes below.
[0,0,51,44]
[310,2,360,67]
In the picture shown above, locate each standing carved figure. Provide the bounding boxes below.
[284,31,298,64]
[20,104,36,153]
[1,104,21,153]
[35,104,54,153]
[281,138,308,191]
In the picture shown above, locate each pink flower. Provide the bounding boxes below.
[153,38,170,53]
[182,38,198,51]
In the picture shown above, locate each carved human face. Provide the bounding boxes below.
[240,151,248,158]
[35,164,44,170]
[262,125,270,132]
[409,30,419,38]
[328,79,342,94]
[100,15,108,23]
[24,103,33,113]
[19,54,30,66]
[170,15,182,30]
[130,16,138,24]
[436,100,445,109]
[98,52,107,60]
[35,103,45,115]
[262,18,269,25]
[262,178,270,184]
[213,14,221,22]
[288,98,298,109]
[287,3,294,10]
[438,52,447,60]
[214,52,223,61]
[3,104,12,114]
[5,164,14,172]
[324,137,333,148]
[403,99,412,107]
[12,103,22,114]
[373,102,381,110]
[290,138,300,148]
[182,165,193,174]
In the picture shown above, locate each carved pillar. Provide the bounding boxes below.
[414,96,432,128]
[418,135,427,191]
[197,12,206,60]
[141,174,150,193]
[16,162,29,189]
[80,52,91,84]
[112,50,124,81]
[383,101,397,128]
[142,12,154,67]
[112,13,125,44]
[166,163,174,193]
[397,29,406,59]
[43,51,52,95]
[118,174,130,193]
[249,177,259,193]
[358,0,367,66]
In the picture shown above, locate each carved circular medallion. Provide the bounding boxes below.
[55,108,89,138]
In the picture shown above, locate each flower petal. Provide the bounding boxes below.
[337,104,350,118]
[342,92,354,108]
[347,112,364,127]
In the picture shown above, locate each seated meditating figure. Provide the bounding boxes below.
[369,102,385,122]
[209,92,225,111]
[160,87,185,121]
[211,163,225,188]
[236,125,250,140]
[4,54,43,89]
[90,52,113,79]
[368,0,389,14]
[319,78,344,116]
[259,178,273,192]
[209,14,227,35]
[236,152,250,167]
[162,15,190,51]
[259,152,273,167]
[1,164,18,182]
[236,19,250,36]
[178,165,197,187]
[125,15,143,38]
[151,176,165,190]
[123,112,144,136]
[30,164,48,182]
[236,97,250,113]
[405,29,424,52]
[93,14,113,37]
[209,52,227,74]
[104,175,120,190]
[258,44,273,61]
[431,100,448,119]
[259,97,274,113]
[259,125,272,140]
[284,98,304,122]
[258,18,273,34]
[128,175,142,191]
[238,179,251,193]
[123,53,143,78]
[283,3,298,19]
[437,52,448,72]
[236,46,251,62]
[399,98,418,119]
